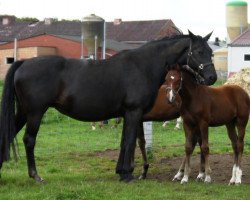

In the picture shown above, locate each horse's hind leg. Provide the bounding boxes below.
[228,117,247,185]
[23,111,45,182]
[12,106,27,160]
[137,122,149,180]
[235,119,247,185]
[226,122,240,185]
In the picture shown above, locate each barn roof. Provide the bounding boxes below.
[0,16,178,44]
[229,27,250,47]
[106,19,177,42]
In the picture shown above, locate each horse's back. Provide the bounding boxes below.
[209,85,250,123]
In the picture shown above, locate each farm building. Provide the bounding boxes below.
[228,27,250,76]
[0,15,179,80]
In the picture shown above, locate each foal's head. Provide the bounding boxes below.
[165,65,182,103]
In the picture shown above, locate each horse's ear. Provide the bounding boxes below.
[188,30,195,39]
[203,31,213,41]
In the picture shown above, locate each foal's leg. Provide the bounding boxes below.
[197,136,206,181]
[173,127,198,181]
[235,119,247,185]
[23,111,45,182]
[226,123,238,185]
[116,110,142,182]
[227,119,247,185]
[174,117,182,130]
[199,122,211,183]
[172,157,185,181]
[91,122,96,130]
[137,122,149,180]
[180,123,197,184]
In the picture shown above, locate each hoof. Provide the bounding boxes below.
[228,180,241,186]
[172,171,183,182]
[204,175,212,183]
[180,179,188,184]
[138,174,146,180]
[32,175,46,183]
[196,172,205,182]
[119,174,134,183]
[180,175,189,184]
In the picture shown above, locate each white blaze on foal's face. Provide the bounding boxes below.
[169,75,175,102]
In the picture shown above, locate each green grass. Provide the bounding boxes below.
[0,109,249,200]
[0,79,249,199]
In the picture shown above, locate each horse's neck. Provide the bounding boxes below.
[179,71,200,104]
[138,38,190,87]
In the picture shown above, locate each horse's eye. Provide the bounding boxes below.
[198,51,203,55]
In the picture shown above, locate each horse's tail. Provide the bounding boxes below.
[0,60,24,165]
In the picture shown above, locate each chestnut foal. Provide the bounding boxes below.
[165,65,250,185]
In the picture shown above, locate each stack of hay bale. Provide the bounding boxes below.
[224,67,250,96]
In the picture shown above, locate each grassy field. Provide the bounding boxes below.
[0,81,249,200]
[0,108,249,200]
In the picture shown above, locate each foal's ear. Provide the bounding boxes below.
[175,64,182,71]
[203,31,213,41]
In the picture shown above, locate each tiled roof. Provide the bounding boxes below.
[106,19,176,42]
[0,17,178,43]
[229,27,250,46]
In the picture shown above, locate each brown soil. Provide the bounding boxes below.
[93,149,250,184]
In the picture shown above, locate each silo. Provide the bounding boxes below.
[82,14,104,58]
[226,1,248,42]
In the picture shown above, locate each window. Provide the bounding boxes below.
[5,57,14,64]
[244,54,250,61]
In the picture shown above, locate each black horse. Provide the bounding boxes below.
[0,31,217,182]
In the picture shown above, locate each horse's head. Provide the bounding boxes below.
[164,64,182,104]
[178,30,217,86]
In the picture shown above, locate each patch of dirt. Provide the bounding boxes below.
[93,149,250,184]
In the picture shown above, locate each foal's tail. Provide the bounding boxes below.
[0,60,24,165]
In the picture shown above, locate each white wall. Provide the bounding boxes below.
[228,46,250,75]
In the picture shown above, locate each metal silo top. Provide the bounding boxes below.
[82,14,104,22]
[226,1,247,6]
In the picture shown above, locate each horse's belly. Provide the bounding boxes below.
[55,102,123,122]
[209,112,236,126]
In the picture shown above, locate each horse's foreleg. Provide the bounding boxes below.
[173,132,198,182]
[137,122,149,180]
[117,109,142,182]
[180,123,196,184]
[173,157,185,181]
[200,122,211,183]
[197,136,206,181]
[116,124,125,180]
[23,112,44,183]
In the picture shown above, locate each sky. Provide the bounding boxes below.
[0,0,249,41]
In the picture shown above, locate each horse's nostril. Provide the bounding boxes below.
[209,75,217,82]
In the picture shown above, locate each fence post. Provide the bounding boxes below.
[143,121,153,155]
